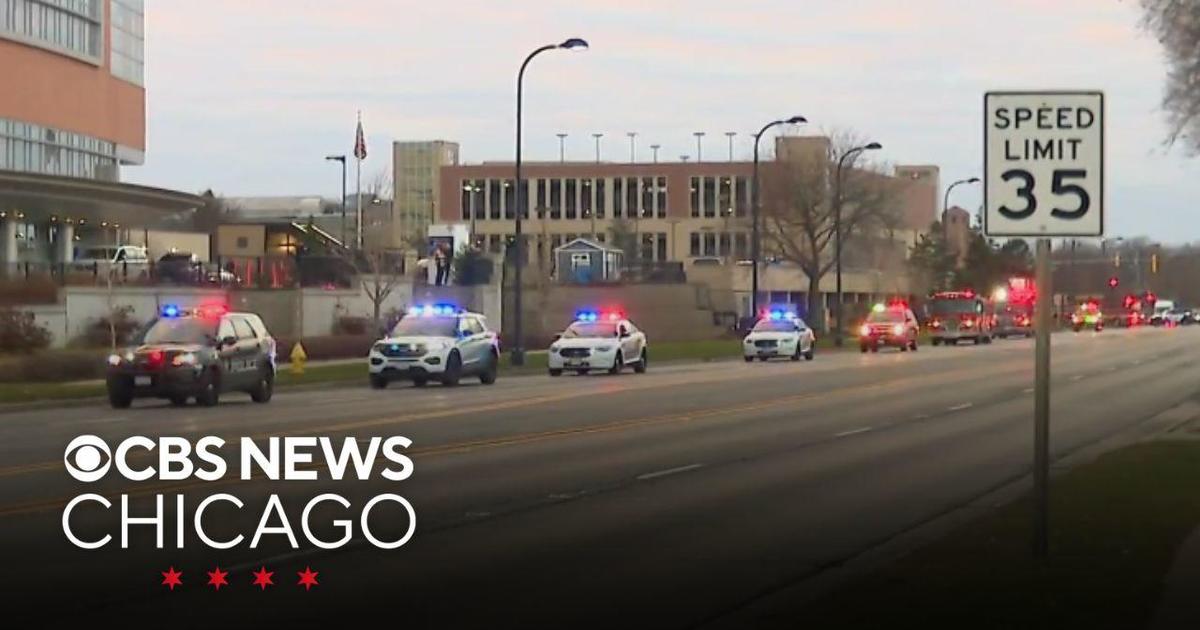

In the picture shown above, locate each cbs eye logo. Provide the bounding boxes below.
[64,435,111,482]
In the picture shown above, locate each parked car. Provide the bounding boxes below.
[73,245,150,274]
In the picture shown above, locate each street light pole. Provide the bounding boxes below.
[751,115,807,318]
[556,133,568,163]
[650,144,661,163]
[942,176,981,222]
[324,155,347,246]
[627,131,637,163]
[592,133,603,163]
[725,131,737,161]
[833,142,882,346]
[694,132,706,162]
[513,38,588,367]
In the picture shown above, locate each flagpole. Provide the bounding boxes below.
[355,110,364,250]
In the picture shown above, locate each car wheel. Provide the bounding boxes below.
[107,380,133,409]
[196,370,220,407]
[909,339,918,352]
[609,352,624,375]
[634,349,647,373]
[441,352,462,386]
[860,344,869,353]
[369,374,388,389]
[479,352,498,384]
[548,369,563,377]
[804,346,815,361]
[791,346,801,361]
[744,356,754,363]
[250,368,274,403]
[413,378,428,387]
[900,344,908,352]
[932,338,942,346]
[982,335,993,344]
[169,394,189,407]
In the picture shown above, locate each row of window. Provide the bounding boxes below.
[689,231,751,260]
[109,0,144,85]
[0,118,117,179]
[689,176,751,218]
[460,177,670,221]
[473,232,672,263]
[0,0,101,60]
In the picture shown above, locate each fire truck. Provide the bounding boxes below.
[993,276,1036,338]
[927,290,996,346]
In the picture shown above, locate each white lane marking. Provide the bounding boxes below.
[911,413,930,420]
[1070,374,1085,382]
[1133,360,1143,366]
[1021,388,1035,394]
[947,402,974,411]
[834,426,873,437]
[637,463,703,481]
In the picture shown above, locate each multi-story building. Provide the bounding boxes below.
[0,0,199,268]
[432,136,940,318]
[391,140,458,251]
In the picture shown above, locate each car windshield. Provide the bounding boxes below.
[867,310,906,323]
[753,320,801,332]
[930,299,977,315]
[391,316,458,337]
[139,318,218,345]
[562,322,619,338]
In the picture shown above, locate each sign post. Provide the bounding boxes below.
[984,91,1104,557]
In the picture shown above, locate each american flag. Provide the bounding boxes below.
[353,118,367,160]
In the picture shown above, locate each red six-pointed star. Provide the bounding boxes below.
[206,566,229,590]
[161,566,183,590]
[297,566,319,591]
[252,566,274,590]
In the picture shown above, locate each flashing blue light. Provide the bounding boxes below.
[390,344,400,351]
[161,304,180,318]
[575,310,599,322]
[408,303,460,317]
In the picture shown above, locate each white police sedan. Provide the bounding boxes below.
[548,311,648,376]
[743,310,816,362]
[368,304,499,388]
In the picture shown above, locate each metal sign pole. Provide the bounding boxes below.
[1033,237,1052,557]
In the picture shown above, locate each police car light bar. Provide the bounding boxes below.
[575,309,624,323]
[161,304,181,318]
[760,309,797,321]
[408,304,459,317]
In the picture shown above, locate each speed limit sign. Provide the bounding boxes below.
[984,91,1104,237]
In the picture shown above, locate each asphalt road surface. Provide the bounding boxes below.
[1,326,1196,628]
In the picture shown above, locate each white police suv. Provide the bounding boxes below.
[548,310,648,376]
[368,304,499,388]
[743,308,816,362]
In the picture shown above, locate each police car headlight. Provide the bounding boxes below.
[595,345,615,353]
[172,352,197,367]
[107,354,123,366]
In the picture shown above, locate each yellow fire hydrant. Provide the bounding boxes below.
[289,342,307,376]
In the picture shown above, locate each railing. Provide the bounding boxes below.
[0,255,366,290]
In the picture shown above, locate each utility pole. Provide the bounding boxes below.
[557,133,568,163]
[650,144,660,163]
[592,133,603,163]
[626,131,637,163]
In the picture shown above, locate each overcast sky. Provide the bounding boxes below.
[125,0,1197,243]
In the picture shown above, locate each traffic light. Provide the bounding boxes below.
[1152,253,1159,274]
[1108,276,1119,289]
[1114,253,1121,267]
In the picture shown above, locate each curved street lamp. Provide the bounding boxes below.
[512,38,588,366]
[833,141,883,346]
[942,176,981,220]
[751,115,807,317]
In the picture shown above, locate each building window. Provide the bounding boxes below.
[719,233,731,257]
[735,176,749,217]
[656,232,667,261]
[656,176,667,218]
[109,0,145,85]
[0,117,116,179]
[626,177,638,219]
[518,180,528,219]
[641,177,654,219]
[703,232,717,256]
[689,233,700,257]
[0,0,102,63]
[640,234,654,261]
[473,179,486,219]
[488,179,501,220]
[549,179,562,219]
[719,177,733,217]
[565,178,577,219]
[613,178,623,217]
[581,178,592,219]
[503,179,516,219]
[488,234,502,254]
[596,178,606,219]
[690,177,700,217]
[535,179,546,217]
[460,180,471,221]
[703,176,717,218]
[734,233,749,260]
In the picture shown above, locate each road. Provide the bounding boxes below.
[1,326,1196,628]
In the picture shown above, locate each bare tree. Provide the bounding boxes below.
[355,249,405,334]
[759,133,901,328]
[1141,0,1200,152]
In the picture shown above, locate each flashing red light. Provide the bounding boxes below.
[929,318,943,329]
[147,350,164,366]
[1145,292,1157,304]
[961,317,976,328]
[1108,276,1119,289]
[859,324,871,337]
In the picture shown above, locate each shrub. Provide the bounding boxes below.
[0,308,52,353]
[78,305,141,348]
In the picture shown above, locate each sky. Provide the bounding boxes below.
[125,0,1198,243]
